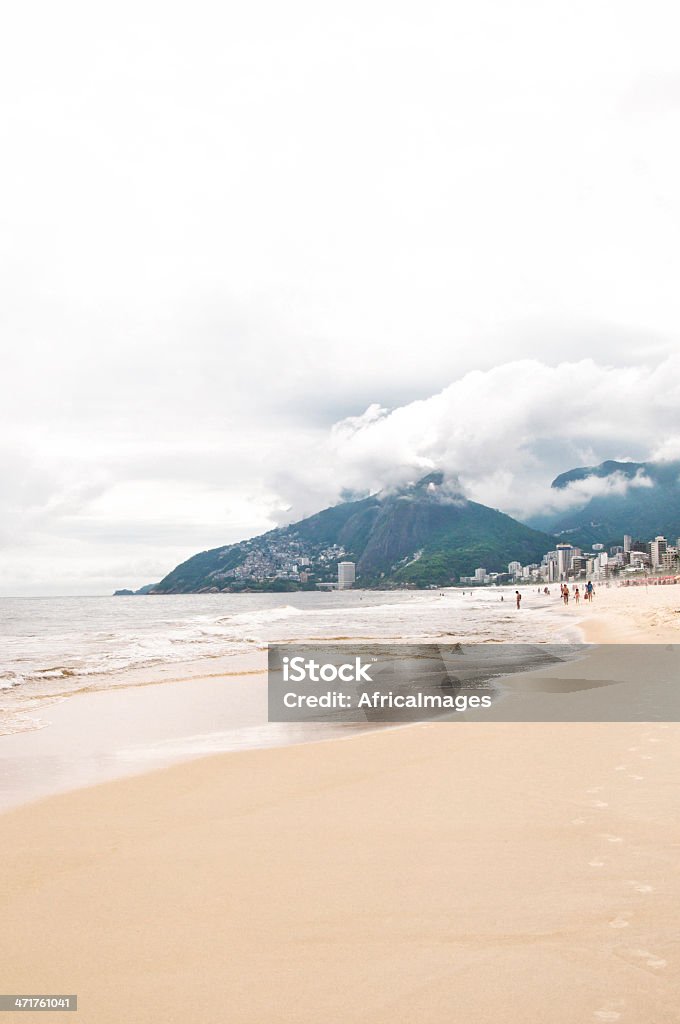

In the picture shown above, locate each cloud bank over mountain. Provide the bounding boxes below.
[272,356,680,525]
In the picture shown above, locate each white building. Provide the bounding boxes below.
[594,551,609,578]
[508,561,522,577]
[650,536,667,568]
[556,544,573,579]
[337,561,356,589]
[630,551,651,569]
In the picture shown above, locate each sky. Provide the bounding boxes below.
[1,0,680,594]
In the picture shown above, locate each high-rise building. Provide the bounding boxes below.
[556,544,573,579]
[337,562,356,589]
[623,534,632,553]
[594,551,609,577]
[661,547,678,573]
[474,567,487,582]
[650,536,667,568]
[508,561,522,576]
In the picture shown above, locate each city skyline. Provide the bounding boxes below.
[465,531,680,587]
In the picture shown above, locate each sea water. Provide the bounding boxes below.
[0,588,580,736]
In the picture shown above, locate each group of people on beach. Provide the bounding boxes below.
[559,581,595,605]
[508,582,596,610]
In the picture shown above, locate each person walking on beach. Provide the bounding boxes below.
[586,580,594,602]
[515,590,522,610]
[574,587,580,605]
[562,584,569,605]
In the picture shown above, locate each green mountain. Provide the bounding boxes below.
[151,473,555,592]
[526,459,680,547]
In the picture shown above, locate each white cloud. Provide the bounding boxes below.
[651,436,680,462]
[272,357,680,522]
[544,468,654,511]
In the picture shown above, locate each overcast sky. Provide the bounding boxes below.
[2,0,680,594]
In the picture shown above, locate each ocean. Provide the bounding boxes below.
[0,588,580,737]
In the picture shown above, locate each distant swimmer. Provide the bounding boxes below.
[515,590,522,610]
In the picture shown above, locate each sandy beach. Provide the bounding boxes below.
[2,586,680,1023]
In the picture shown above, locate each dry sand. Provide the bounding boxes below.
[576,580,680,643]
[1,586,680,1023]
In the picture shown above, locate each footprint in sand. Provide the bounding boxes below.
[571,817,587,825]
[617,947,667,971]
[608,915,630,929]
[627,881,654,893]
[593,1008,622,1021]
[591,800,609,808]
[627,746,640,752]
[600,834,623,843]
[640,755,653,760]
[587,786,604,794]
[614,765,628,771]
[627,774,644,781]
[589,858,606,867]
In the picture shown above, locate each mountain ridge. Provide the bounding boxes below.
[149,473,555,593]
[122,459,680,595]
[525,458,680,546]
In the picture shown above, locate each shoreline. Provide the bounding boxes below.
[0,585,582,738]
[2,583,676,813]
[0,586,580,810]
